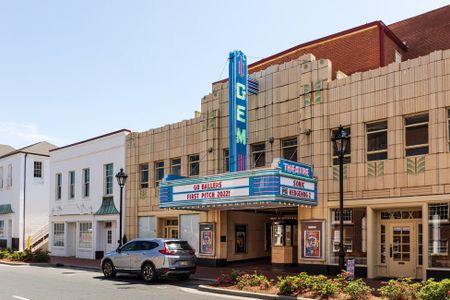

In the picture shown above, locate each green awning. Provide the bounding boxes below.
[94,197,119,215]
[0,204,13,214]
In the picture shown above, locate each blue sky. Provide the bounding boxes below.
[0,1,448,148]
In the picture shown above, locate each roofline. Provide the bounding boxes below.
[50,129,131,152]
[212,21,407,85]
[0,150,50,160]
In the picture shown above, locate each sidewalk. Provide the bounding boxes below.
[48,256,300,281]
[48,256,384,291]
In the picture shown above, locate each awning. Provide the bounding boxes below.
[160,158,318,210]
[94,197,119,215]
[0,204,13,214]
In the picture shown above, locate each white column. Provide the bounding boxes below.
[422,203,429,279]
[366,207,376,278]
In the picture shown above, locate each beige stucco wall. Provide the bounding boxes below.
[125,48,450,271]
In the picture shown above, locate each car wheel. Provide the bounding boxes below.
[102,260,116,278]
[176,274,190,281]
[141,263,156,283]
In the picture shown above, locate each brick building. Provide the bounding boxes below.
[125,5,450,279]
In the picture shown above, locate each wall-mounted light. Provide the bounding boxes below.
[303,129,312,136]
[268,137,274,144]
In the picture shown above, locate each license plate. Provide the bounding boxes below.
[179,261,190,266]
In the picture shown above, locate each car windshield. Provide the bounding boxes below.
[166,241,192,250]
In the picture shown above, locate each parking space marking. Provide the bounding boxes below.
[13,296,31,300]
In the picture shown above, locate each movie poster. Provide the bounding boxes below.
[235,224,247,253]
[199,223,215,256]
[301,221,324,259]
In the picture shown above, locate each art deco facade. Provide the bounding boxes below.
[125,6,450,279]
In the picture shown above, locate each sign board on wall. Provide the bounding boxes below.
[199,223,215,256]
[228,50,248,172]
[160,158,317,209]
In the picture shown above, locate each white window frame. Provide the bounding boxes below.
[366,120,388,161]
[7,164,12,188]
[68,171,75,199]
[189,154,200,176]
[0,167,3,190]
[331,208,353,224]
[251,143,266,168]
[155,161,164,186]
[171,158,181,176]
[104,163,113,196]
[332,127,351,165]
[140,163,149,189]
[82,168,90,198]
[55,173,62,200]
[0,220,4,237]
[78,222,92,249]
[281,137,298,162]
[33,161,43,178]
[53,223,64,247]
[405,114,429,157]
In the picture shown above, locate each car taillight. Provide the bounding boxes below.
[159,243,176,255]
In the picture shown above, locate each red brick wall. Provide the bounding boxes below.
[249,25,382,78]
[383,32,407,65]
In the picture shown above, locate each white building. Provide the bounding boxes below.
[0,142,56,251]
[49,129,129,259]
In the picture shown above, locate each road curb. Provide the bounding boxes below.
[51,263,101,272]
[198,285,313,300]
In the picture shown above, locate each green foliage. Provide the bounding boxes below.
[0,249,49,262]
[343,279,372,300]
[235,272,271,290]
[277,273,339,299]
[417,278,450,300]
[277,272,312,295]
[379,278,419,300]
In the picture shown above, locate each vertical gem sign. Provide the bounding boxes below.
[228,51,248,172]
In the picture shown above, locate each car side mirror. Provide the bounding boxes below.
[117,247,122,253]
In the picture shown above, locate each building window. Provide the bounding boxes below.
[56,173,62,200]
[68,171,75,199]
[331,209,353,224]
[107,230,112,244]
[429,203,450,268]
[171,158,181,176]
[33,161,42,178]
[104,163,113,195]
[282,138,298,162]
[140,163,149,189]
[405,114,429,156]
[224,149,229,172]
[53,223,64,247]
[155,161,164,186]
[332,127,351,165]
[251,143,266,168]
[380,224,386,264]
[0,167,3,189]
[82,168,90,198]
[367,121,388,161]
[331,208,367,265]
[0,220,4,237]
[79,222,92,249]
[7,164,12,187]
[189,154,200,176]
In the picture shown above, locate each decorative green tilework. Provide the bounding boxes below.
[303,83,311,106]
[417,156,425,174]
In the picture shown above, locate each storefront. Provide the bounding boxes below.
[160,158,318,265]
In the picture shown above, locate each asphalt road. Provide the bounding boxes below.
[0,264,252,300]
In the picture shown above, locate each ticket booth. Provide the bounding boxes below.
[271,218,298,264]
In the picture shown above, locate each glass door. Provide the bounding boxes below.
[387,222,416,278]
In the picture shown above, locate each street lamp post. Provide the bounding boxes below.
[331,125,350,272]
[115,168,128,247]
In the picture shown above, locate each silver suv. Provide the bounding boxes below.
[101,238,196,282]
